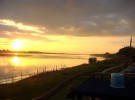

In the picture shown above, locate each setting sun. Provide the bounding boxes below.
[12,39,23,50]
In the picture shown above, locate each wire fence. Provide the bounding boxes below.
[0,66,67,84]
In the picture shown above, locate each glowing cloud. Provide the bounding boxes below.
[58,26,80,33]
[0,19,45,33]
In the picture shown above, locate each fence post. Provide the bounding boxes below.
[45,66,46,72]
[43,68,45,73]
[21,72,23,80]
[5,76,7,84]
[12,76,14,83]
[37,69,38,74]
[56,66,57,71]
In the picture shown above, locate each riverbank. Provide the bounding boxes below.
[0,57,125,100]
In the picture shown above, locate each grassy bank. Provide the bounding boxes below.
[0,57,125,100]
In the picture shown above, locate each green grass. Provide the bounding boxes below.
[0,57,125,100]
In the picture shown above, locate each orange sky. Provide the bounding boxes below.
[0,30,131,54]
[0,0,134,54]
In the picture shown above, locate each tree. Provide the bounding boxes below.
[117,46,135,57]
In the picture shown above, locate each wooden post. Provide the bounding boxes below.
[64,64,66,69]
[61,64,63,69]
[5,76,7,84]
[45,66,46,72]
[12,76,14,83]
[56,66,57,71]
[43,68,45,73]
[130,35,132,61]
[37,69,38,74]
[60,66,62,70]
[21,72,23,80]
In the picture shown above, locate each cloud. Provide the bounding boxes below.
[0,19,45,33]
[0,31,56,42]
[0,0,134,37]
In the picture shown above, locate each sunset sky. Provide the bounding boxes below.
[0,0,135,54]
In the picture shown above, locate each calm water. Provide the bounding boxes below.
[0,53,105,78]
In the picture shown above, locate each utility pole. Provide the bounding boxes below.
[130,35,132,49]
[130,35,132,61]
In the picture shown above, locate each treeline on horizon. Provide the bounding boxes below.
[0,49,43,54]
[0,46,134,57]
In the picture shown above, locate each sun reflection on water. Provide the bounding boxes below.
[12,56,20,65]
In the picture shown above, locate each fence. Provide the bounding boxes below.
[0,65,67,84]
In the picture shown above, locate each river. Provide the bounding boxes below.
[0,53,105,78]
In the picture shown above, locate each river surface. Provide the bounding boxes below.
[0,53,105,78]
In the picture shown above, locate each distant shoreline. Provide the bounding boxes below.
[0,50,88,55]
[0,52,89,59]
[0,53,32,57]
